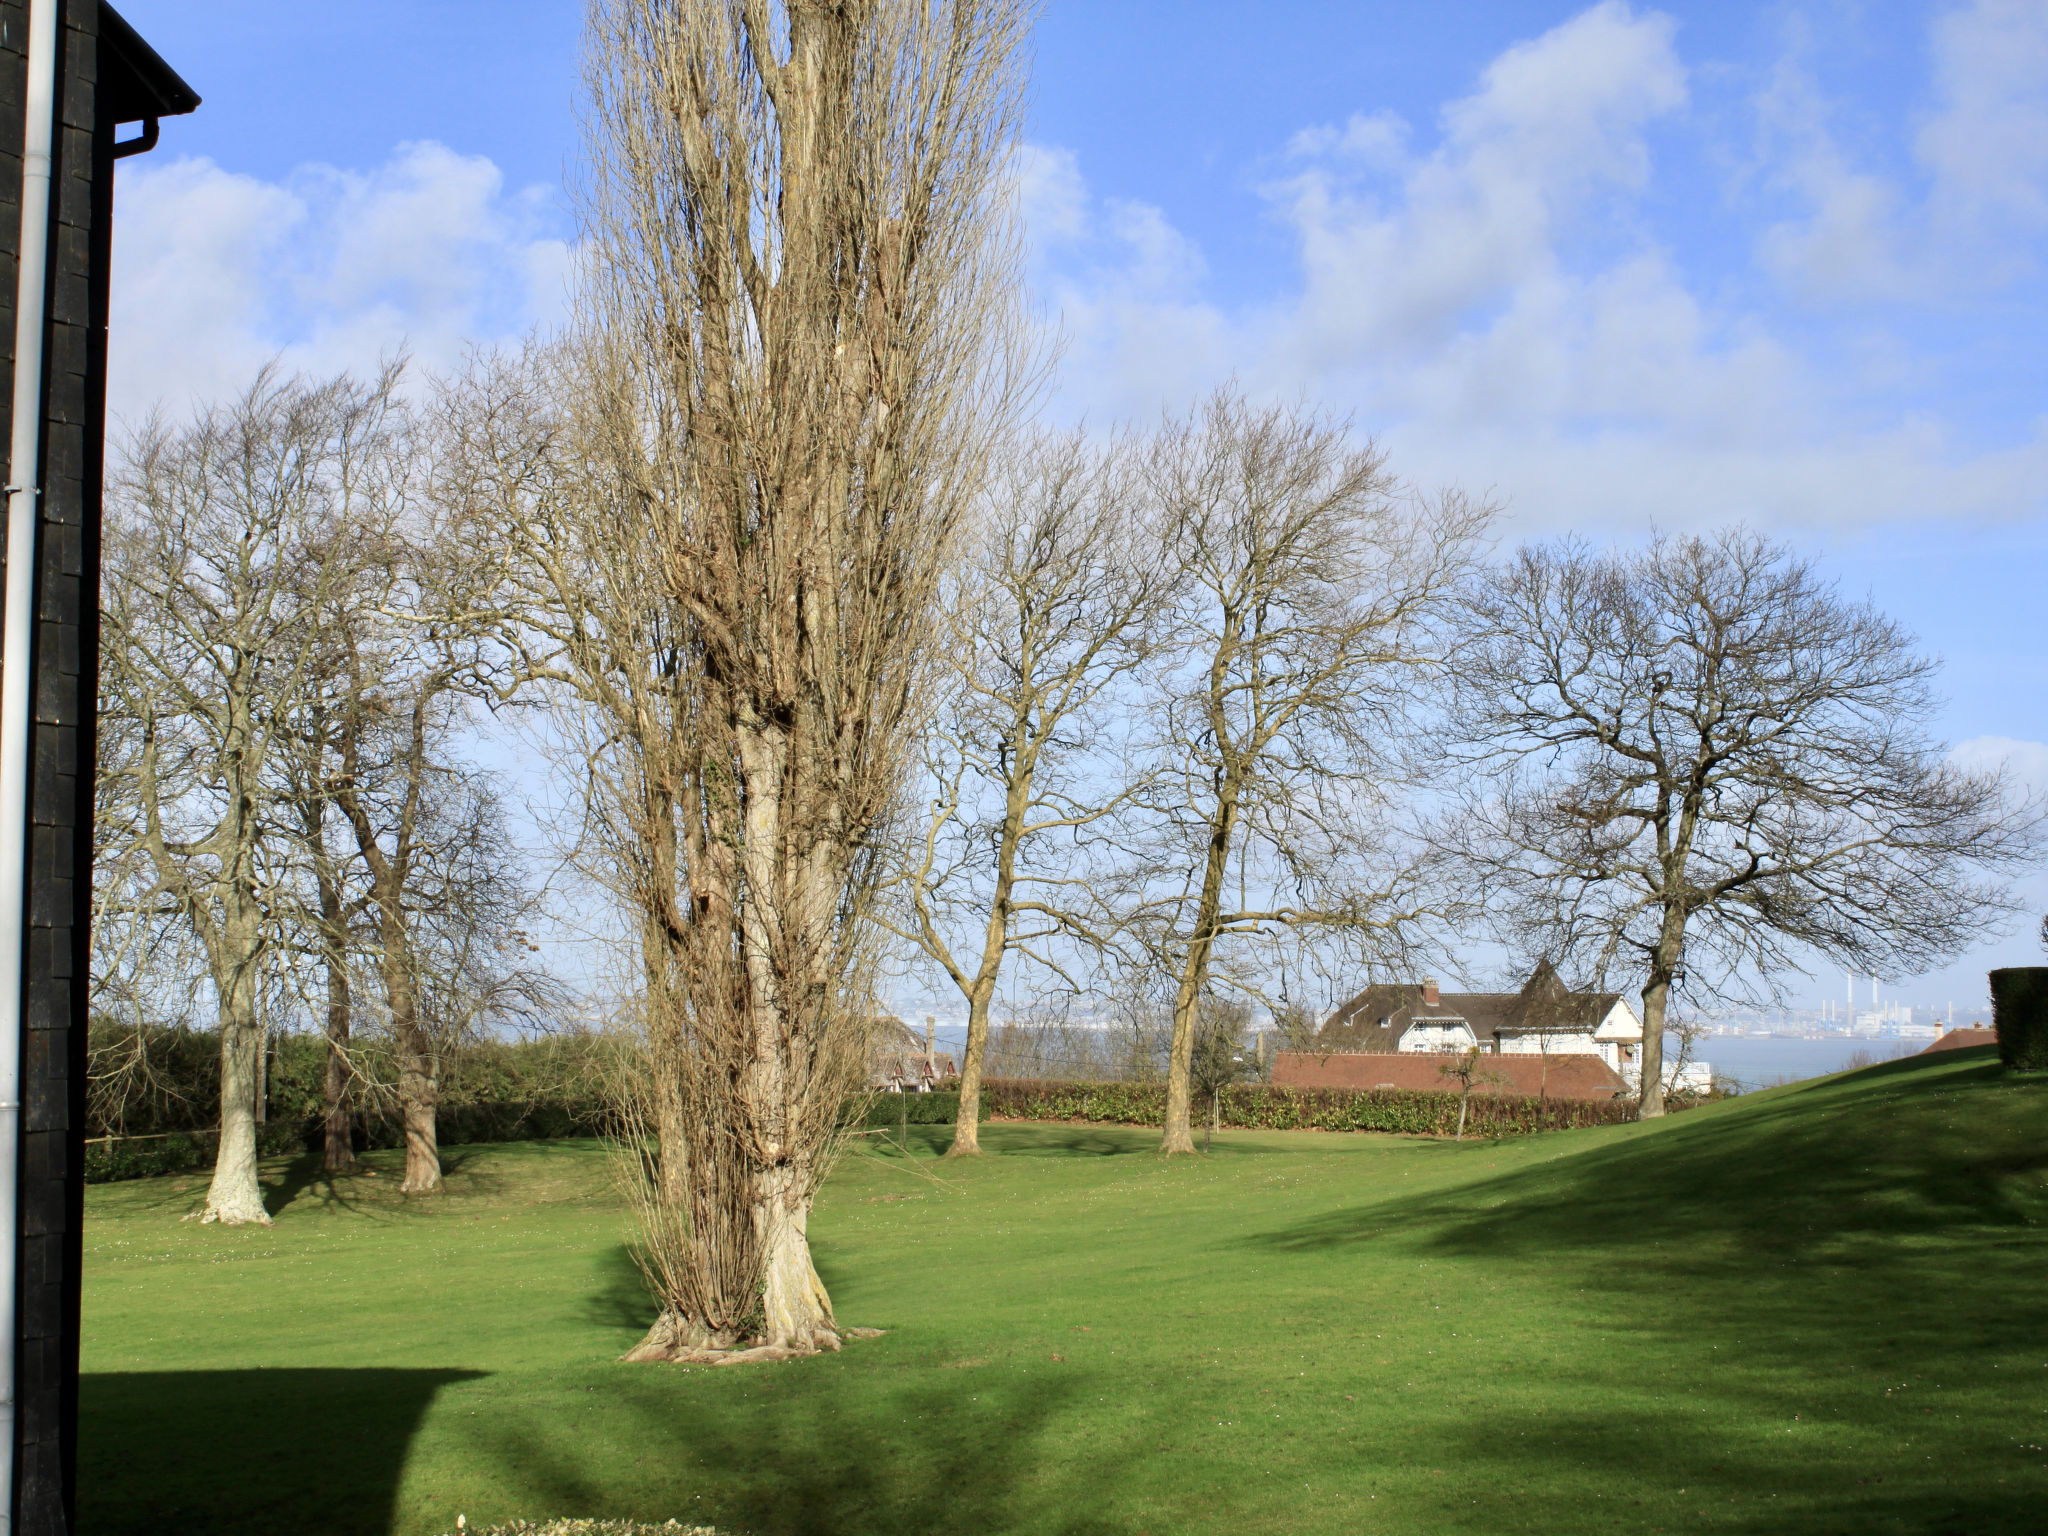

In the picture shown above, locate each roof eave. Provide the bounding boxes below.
[100,3,202,122]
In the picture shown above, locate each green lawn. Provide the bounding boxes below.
[82,1046,2047,1536]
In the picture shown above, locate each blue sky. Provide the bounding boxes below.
[111,0,2048,1009]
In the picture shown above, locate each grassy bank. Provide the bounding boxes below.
[81,1045,2046,1535]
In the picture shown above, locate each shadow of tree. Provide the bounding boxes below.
[263,1147,516,1220]
[585,1242,658,1338]
[80,1368,485,1536]
[1252,1050,2047,1270]
[462,1359,1126,1536]
[1239,1047,2048,1534]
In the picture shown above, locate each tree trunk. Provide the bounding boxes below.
[321,951,354,1171]
[1638,971,1671,1121]
[202,957,271,1225]
[1456,1089,1470,1142]
[1162,788,1239,1154]
[947,988,993,1157]
[756,1170,838,1351]
[397,1035,439,1193]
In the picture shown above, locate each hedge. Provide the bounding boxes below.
[846,1091,962,1130]
[976,1077,1638,1137]
[85,1074,1640,1184]
[1990,967,2048,1072]
[85,1098,609,1184]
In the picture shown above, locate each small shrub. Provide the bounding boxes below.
[1990,967,2048,1072]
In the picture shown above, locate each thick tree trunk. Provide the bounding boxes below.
[947,988,993,1158]
[202,967,271,1225]
[1162,985,1201,1154]
[757,1171,837,1350]
[397,1037,439,1193]
[1638,973,1669,1120]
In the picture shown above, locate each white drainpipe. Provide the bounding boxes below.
[0,0,63,1527]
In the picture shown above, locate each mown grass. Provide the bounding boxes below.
[81,1046,2048,1535]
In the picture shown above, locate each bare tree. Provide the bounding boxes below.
[1137,391,1488,1154]
[275,690,367,1172]
[1437,1047,1504,1142]
[1441,529,2042,1118]
[461,0,1030,1356]
[100,366,403,1224]
[886,429,1167,1155]
[320,494,515,1194]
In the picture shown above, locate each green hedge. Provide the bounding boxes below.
[846,1091,962,1129]
[85,1098,610,1184]
[1990,967,2048,1072]
[977,1078,1636,1137]
[86,1073,1635,1185]
[84,1120,311,1184]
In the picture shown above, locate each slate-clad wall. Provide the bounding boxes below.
[0,2,107,1530]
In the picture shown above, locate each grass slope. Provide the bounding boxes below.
[82,1046,2046,1536]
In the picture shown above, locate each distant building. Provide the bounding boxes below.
[1311,961,1711,1095]
[869,1016,959,1092]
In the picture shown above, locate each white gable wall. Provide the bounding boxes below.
[1593,999,1643,1042]
[1399,1020,1477,1052]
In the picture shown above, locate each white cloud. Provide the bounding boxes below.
[1017,143,1233,419]
[1920,0,2048,245]
[1272,0,1684,368]
[110,142,569,424]
[1950,735,2048,795]
[1016,2,2048,534]
[1760,0,2048,302]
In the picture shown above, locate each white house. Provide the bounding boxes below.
[1319,962,1712,1094]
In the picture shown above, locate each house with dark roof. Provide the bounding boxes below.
[1315,962,1647,1075]
[1296,961,1711,1095]
[869,1016,959,1092]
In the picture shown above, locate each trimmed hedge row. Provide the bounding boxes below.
[86,1073,1638,1183]
[85,1098,608,1184]
[84,1120,311,1184]
[977,1078,1638,1137]
[846,1091,963,1130]
[1990,966,2048,1072]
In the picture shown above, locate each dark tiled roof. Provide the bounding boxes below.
[1319,961,1625,1052]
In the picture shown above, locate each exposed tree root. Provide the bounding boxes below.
[620,1322,887,1366]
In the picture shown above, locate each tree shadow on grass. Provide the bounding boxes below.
[467,1360,1127,1536]
[263,1147,517,1220]
[1242,1048,2048,1534]
[1250,1050,2048,1270]
[80,1368,485,1536]
[584,1242,658,1338]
